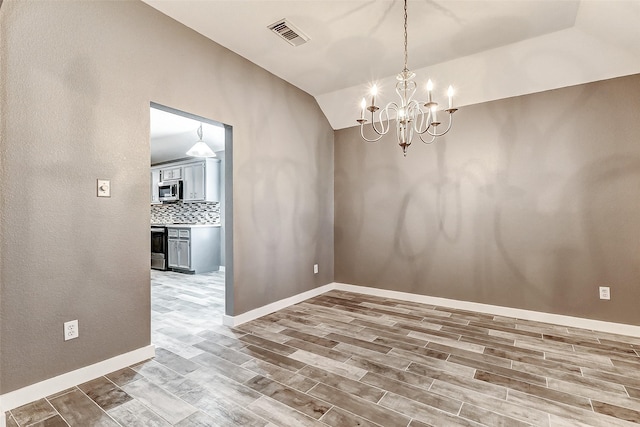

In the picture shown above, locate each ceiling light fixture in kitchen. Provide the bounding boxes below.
[357,0,458,156]
[186,123,216,158]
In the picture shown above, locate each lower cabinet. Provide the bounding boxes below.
[176,240,190,269]
[167,226,220,274]
[168,237,190,270]
[168,238,179,268]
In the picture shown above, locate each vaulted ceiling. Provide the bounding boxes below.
[142,0,640,130]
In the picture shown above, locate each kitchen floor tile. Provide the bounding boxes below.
[121,378,198,424]
[9,399,58,426]
[107,400,171,427]
[49,389,119,426]
[78,377,132,412]
[245,375,330,419]
[104,367,143,387]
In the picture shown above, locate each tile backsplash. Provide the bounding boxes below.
[151,201,220,225]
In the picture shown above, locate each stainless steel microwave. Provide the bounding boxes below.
[158,180,182,202]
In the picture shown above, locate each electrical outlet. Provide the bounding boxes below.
[599,286,610,300]
[64,320,79,341]
[313,264,319,274]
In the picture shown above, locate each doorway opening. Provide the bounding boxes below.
[149,102,233,351]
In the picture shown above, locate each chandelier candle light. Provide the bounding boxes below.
[357,0,458,156]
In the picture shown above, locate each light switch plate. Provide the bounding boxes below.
[97,179,111,197]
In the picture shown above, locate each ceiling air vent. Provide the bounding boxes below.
[268,19,310,47]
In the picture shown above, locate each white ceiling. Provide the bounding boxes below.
[150,107,225,164]
[142,0,640,130]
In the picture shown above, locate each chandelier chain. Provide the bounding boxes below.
[403,0,408,72]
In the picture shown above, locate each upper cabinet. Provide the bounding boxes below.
[184,159,220,202]
[151,158,220,204]
[183,162,205,202]
[161,166,182,181]
[150,167,162,204]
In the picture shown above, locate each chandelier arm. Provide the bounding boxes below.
[426,113,454,137]
[359,123,385,142]
[371,104,396,135]
[369,109,387,135]
[412,104,431,134]
[369,119,384,136]
[419,130,437,144]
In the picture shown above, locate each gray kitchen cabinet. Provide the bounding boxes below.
[150,167,161,204]
[151,158,219,203]
[167,226,220,274]
[161,166,182,181]
[176,240,190,269]
[168,228,191,269]
[183,162,205,202]
[167,238,179,268]
[182,158,220,203]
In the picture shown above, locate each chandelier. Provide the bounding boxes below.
[357,0,458,156]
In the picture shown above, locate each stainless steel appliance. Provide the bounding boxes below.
[151,226,168,270]
[158,180,183,203]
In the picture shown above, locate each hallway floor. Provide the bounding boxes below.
[6,272,640,426]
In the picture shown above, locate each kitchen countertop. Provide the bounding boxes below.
[153,224,221,228]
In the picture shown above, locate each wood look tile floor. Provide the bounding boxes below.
[6,271,640,426]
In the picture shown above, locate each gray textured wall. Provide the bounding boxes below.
[0,0,334,393]
[335,74,640,326]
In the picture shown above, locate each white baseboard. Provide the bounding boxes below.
[221,280,640,338]
[333,282,640,338]
[0,345,155,414]
[222,283,336,326]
